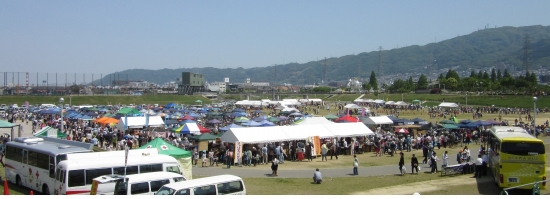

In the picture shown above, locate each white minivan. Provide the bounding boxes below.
[105,172,186,195]
[155,175,245,195]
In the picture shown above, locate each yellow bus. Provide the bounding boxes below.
[487,126,546,190]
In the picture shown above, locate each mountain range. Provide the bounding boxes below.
[97,25,550,86]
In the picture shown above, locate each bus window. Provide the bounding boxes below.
[113,180,128,195]
[150,179,170,192]
[175,189,190,195]
[22,150,28,164]
[165,166,181,174]
[49,156,55,178]
[27,151,38,167]
[114,166,139,175]
[68,170,85,187]
[130,182,150,195]
[36,152,49,170]
[85,168,113,185]
[173,177,185,182]
[193,185,216,195]
[501,142,545,156]
[139,164,163,173]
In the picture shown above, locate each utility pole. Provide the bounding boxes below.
[324,57,327,85]
[378,46,383,85]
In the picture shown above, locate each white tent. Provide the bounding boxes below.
[322,123,374,137]
[438,102,459,108]
[294,117,334,125]
[385,101,395,105]
[282,107,300,112]
[117,116,165,129]
[221,126,290,143]
[354,99,370,103]
[344,104,361,109]
[394,101,408,106]
[374,99,386,104]
[280,125,334,140]
[362,116,394,125]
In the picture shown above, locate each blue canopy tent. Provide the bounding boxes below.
[180,119,196,124]
[219,123,242,131]
[386,115,400,122]
[241,120,262,127]
[164,102,177,108]
[232,108,245,112]
[410,117,427,124]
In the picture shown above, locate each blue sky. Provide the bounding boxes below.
[1,0,550,74]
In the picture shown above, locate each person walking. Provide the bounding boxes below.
[271,157,280,177]
[321,143,328,161]
[411,154,419,174]
[473,154,483,178]
[441,151,449,170]
[399,152,405,176]
[262,145,268,164]
[313,168,322,184]
[481,152,489,176]
[430,152,439,174]
[331,139,339,160]
[353,155,359,175]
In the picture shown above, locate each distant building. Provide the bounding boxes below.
[207,82,227,93]
[178,72,206,95]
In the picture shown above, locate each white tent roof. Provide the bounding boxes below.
[362,116,394,125]
[221,126,290,143]
[235,100,267,106]
[282,107,299,112]
[117,116,165,129]
[439,102,459,108]
[374,99,385,104]
[394,101,408,106]
[344,104,361,109]
[220,123,373,143]
[323,123,374,137]
[385,101,395,105]
[294,117,334,125]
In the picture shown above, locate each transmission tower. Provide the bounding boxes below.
[523,34,532,73]
[378,46,383,84]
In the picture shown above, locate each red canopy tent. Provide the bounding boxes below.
[197,124,211,134]
[335,115,361,123]
[395,128,409,134]
[180,115,195,120]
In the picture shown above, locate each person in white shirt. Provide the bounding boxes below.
[464,146,471,162]
[474,154,483,178]
[481,152,489,176]
[441,151,449,169]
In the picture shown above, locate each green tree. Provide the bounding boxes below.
[417,74,428,90]
[482,71,490,80]
[368,71,378,90]
[470,70,478,78]
[362,83,371,92]
[312,86,331,93]
[503,69,511,78]
[491,68,496,82]
[497,69,502,80]
[445,69,460,81]
[438,73,445,80]
[477,70,483,78]
[446,77,458,90]
[407,76,414,90]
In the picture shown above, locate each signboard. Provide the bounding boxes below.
[308,136,321,157]
[224,77,229,83]
[234,141,243,165]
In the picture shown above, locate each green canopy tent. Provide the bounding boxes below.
[34,126,67,139]
[441,124,460,129]
[0,119,20,141]
[189,133,219,142]
[324,114,339,120]
[117,108,140,115]
[138,137,193,179]
[412,99,421,103]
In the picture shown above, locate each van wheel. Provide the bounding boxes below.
[15,175,22,187]
[42,184,50,195]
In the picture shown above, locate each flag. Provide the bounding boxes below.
[361,108,365,117]
[347,108,350,115]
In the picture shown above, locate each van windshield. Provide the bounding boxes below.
[113,179,129,195]
[156,186,176,195]
[166,166,181,174]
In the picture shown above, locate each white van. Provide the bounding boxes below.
[155,175,245,195]
[104,172,186,195]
